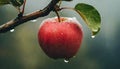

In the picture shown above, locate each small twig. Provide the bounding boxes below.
[58,0,62,7]
[0,0,60,33]
[21,0,26,15]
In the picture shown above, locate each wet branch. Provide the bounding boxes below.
[0,0,60,33]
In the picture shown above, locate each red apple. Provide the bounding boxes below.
[38,17,83,59]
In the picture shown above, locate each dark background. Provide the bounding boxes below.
[0,0,120,69]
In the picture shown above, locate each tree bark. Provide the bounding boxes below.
[0,0,60,33]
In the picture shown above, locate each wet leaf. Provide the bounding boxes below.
[75,3,101,36]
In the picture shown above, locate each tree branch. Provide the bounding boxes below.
[0,0,60,33]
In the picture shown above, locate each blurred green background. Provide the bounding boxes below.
[0,0,120,69]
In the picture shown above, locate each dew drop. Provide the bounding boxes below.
[91,35,95,38]
[93,29,98,32]
[73,56,76,58]
[64,59,69,63]
[31,19,37,22]
[10,29,15,32]
[60,33,64,35]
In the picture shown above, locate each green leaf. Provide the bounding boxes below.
[75,3,101,36]
[0,0,10,5]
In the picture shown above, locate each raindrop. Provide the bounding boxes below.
[93,29,98,32]
[64,59,69,63]
[73,56,76,58]
[60,33,64,35]
[10,29,15,32]
[91,35,95,38]
[31,19,37,22]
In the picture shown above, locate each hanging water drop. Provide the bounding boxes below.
[64,59,69,63]
[31,19,37,22]
[73,56,76,58]
[91,35,95,38]
[10,29,15,32]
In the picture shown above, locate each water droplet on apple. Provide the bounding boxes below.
[10,29,15,32]
[64,59,69,63]
[31,19,37,22]
[73,56,76,58]
[60,33,64,35]
[91,35,95,38]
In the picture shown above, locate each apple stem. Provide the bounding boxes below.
[56,11,61,22]
[54,6,61,22]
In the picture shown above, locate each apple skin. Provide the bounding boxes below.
[38,17,83,59]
